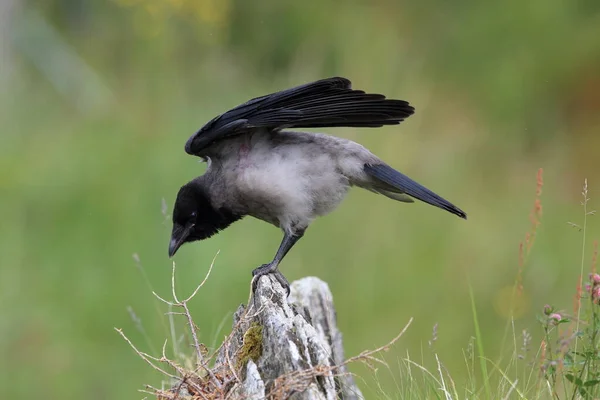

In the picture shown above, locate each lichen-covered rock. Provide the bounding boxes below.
[171,275,363,399]
[221,275,363,399]
[239,361,265,399]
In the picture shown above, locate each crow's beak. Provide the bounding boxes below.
[168,238,182,258]
[168,223,193,257]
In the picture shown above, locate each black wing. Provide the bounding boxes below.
[185,77,415,156]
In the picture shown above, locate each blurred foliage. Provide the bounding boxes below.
[2,0,600,398]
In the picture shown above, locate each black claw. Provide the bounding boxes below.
[252,263,276,276]
[251,263,290,297]
[251,267,261,277]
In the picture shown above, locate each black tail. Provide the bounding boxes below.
[365,163,467,219]
[186,77,415,155]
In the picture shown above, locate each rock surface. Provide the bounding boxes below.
[236,275,362,399]
[169,274,364,399]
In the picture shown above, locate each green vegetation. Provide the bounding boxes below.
[1,0,600,398]
[238,322,263,371]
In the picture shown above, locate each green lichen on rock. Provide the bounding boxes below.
[237,322,263,370]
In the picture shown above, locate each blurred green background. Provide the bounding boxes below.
[2,0,600,398]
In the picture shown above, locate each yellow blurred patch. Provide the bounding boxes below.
[167,0,185,10]
[112,0,143,7]
[187,0,230,27]
[133,6,164,38]
[112,0,231,38]
[493,285,530,319]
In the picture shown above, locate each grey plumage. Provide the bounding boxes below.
[169,77,466,294]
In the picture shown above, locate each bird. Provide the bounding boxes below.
[168,77,466,294]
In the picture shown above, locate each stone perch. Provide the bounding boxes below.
[167,275,364,399]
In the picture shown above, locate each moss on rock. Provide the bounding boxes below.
[237,322,263,370]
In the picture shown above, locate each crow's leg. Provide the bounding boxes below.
[251,229,305,296]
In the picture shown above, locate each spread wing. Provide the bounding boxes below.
[185,77,415,156]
